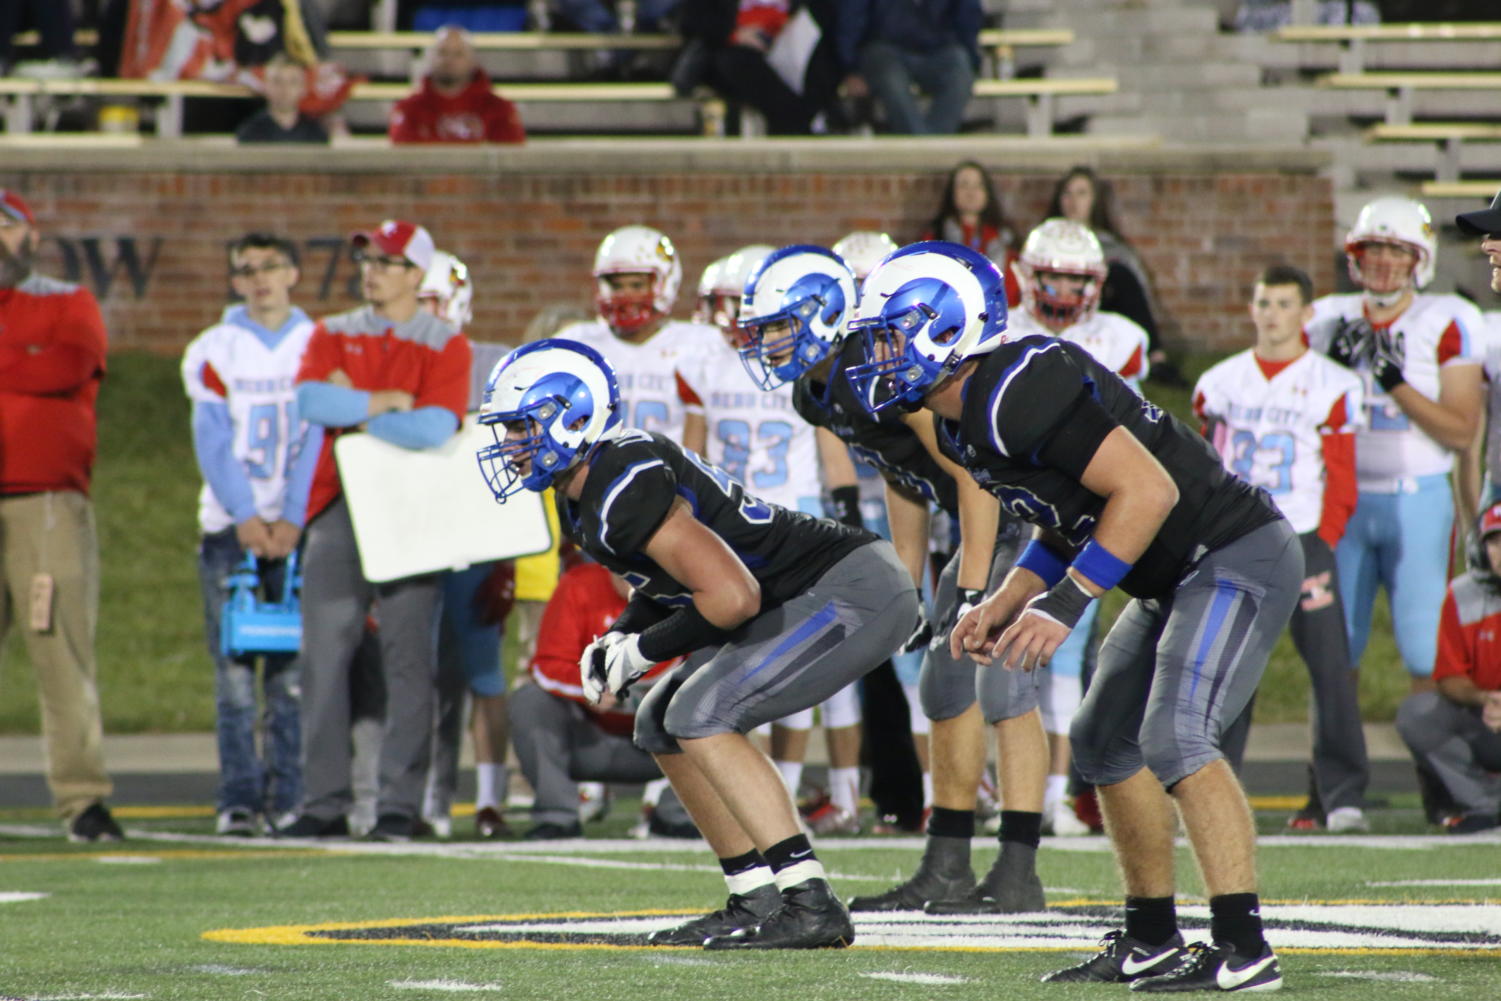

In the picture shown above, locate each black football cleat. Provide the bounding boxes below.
[1043,929,1188,983]
[848,834,975,912]
[924,845,1046,914]
[703,879,855,950]
[1130,940,1283,992]
[646,884,781,946]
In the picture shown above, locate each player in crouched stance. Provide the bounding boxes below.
[848,241,1300,992]
[476,338,917,949]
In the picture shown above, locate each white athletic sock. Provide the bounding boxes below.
[1045,774,1069,813]
[828,766,860,815]
[775,760,804,799]
[725,865,776,896]
[922,772,934,810]
[475,763,507,812]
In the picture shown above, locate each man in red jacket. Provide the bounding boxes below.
[0,190,120,842]
[388,27,525,144]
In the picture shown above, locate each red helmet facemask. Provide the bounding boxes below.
[596,276,661,336]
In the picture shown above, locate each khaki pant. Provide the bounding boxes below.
[0,492,110,818]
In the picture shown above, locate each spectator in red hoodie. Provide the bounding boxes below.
[388,27,525,144]
[0,189,120,843]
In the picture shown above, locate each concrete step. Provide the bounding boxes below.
[1089,109,1307,143]
[1113,61,1263,90]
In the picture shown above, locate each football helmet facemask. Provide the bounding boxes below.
[476,338,623,501]
[738,244,857,391]
[846,241,1009,414]
[593,224,682,337]
[418,249,474,328]
[1344,195,1436,296]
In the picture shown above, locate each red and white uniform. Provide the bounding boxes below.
[1308,293,1483,489]
[182,306,316,533]
[1194,348,1363,545]
[558,319,712,445]
[1007,308,1149,391]
[692,337,822,513]
[527,562,676,736]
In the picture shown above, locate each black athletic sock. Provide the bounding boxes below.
[927,807,975,840]
[1124,895,1179,947]
[763,834,818,875]
[1209,892,1266,957]
[998,810,1042,849]
[719,849,767,878]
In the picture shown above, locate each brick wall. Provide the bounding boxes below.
[2,143,1335,356]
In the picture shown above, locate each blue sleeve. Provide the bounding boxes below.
[296,381,372,428]
[834,0,870,72]
[365,406,460,450]
[191,401,258,523]
[279,423,323,528]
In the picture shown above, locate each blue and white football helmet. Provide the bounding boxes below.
[738,244,857,391]
[845,241,1009,414]
[476,338,623,501]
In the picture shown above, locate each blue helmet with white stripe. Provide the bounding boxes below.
[738,244,857,390]
[845,241,1009,414]
[476,338,623,500]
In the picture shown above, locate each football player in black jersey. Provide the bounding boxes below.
[849,242,1303,993]
[476,337,918,950]
[740,244,1052,916]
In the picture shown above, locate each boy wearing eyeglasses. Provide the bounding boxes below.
[181,232,319,836]
[283,220,473,842]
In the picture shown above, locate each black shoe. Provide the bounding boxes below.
[1130,940,1282,992]
[848,834,975,912]
[646,884,781,946]
[646,814,700,839]
[924,845,1045,914]
[68,802,123,843]
[522,820,583,840]
[368,813,415,842]
[275,814,350,839]
[703,879,855,950]
[1444,811,1501,835]
[1042,929,1188,983]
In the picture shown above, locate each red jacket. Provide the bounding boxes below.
[388,70,526,144]
[0,274,107,495]
[1435,571,1501,692]
[529,562,675,737]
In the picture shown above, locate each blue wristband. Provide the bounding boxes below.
[1073,539,1132,592]
[1015,540,1068,588]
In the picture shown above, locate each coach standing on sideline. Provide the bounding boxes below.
[0,189,120,842]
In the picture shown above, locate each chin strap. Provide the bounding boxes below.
[1362,287,1408,310]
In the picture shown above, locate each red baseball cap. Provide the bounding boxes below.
[0,190,35,226]
[1481,503,1501,541]
[351,219,434,272]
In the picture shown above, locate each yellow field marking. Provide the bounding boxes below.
[1248,795,1306,810]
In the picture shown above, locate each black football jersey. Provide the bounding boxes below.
[557,429,874,610]
[791,334,961,515]
[937,336,1281,599]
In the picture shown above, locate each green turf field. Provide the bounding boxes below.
[0,803,1497,1001]
[0,350,1415,735]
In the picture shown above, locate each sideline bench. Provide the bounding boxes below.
[972,76,1117,138]
[1276,22,1501,73]
[1419,179,1501,201]
[1367,123,1501,182]
[1316,72,1501,126]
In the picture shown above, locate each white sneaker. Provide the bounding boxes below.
[1046,798,1091,836]
[578,782,611,823]
[1326,806,1370,833]
[215,808,258,836]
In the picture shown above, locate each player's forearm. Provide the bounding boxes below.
[1390,384,1480,452]
[954,481,998,593]
[1438,674,1487,709]
[884,481,930,588]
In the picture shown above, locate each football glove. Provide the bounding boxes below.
[1370,325,1407,393]
[954,588,986,624]
[1326,315,1372,370]
[579,631,652,705]
[900,607,933,655]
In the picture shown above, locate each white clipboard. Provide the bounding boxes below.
[334,415,552,583]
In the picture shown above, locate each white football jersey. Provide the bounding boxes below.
[1194,349,1364,534]
[1007,308,1150,392]
[1484,310,1501,485]
[181,305,316,533]
[558,319,714,445]
[1308,293,1484,487]
[693,336,822,514]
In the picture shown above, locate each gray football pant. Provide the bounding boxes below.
[1396,690,1501,816]
[508,682,689,827]
[636,541,918,753]
[919,526,1035,724]
[298,497,440,822]
[1072,519,1303,789]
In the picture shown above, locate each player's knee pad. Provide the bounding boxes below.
[1138,726,1216,790]
[918,646,977,722]
[633,679,682,755]
[979,663,1042,725]
[820,683,862,729]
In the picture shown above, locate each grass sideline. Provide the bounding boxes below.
[0,350,1411,734]
[0,803,1497,1001]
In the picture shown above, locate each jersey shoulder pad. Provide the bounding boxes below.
[585,435,679,557]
